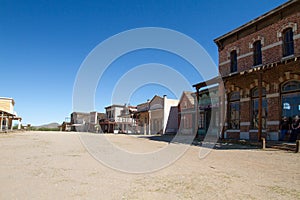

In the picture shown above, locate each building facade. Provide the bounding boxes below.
[135,101,150,134]
[195,0,300,141]
[71,111,105,132]
[178,91,196,134]
[135,95,178,135]
[0,97,22,131]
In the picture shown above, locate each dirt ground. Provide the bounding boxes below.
[0,131,299,200]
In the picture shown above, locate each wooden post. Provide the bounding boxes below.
[0,112,3,132]
[262,137,266,150]
[258,72,263,141]
[296,140,300,153]
[10,117,13,131]
[195,88,200,138]
[219,83,225,139]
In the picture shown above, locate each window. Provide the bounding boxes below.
[228,92,240,129]
[281,81,300,119]
[253,40,262,66]
[283,28,294,57]
[230,50,237,73]
[199,113,204,129]
[251,87,267,129]
[282,80,300,92]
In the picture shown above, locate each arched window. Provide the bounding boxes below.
[253,40,262,66]
[228,91,240,129]
[281,80,300,119]
[282,80,300,92]
[230,50,237,73]
[282,28,294,57]
[251,87,267,129]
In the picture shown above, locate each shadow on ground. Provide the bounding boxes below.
[136,134,296,151]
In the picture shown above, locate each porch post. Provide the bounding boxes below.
[18,119,21,129]
[0,112,3,131]
[5,117,8,131]
[195,87,200,137]
[258,71,263,141]
[10,117,13,131]
[148,111,151,135]
[219,83,226,139]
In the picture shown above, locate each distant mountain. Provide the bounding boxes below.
[35,122,60,129]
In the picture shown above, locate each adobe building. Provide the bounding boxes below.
[194,0,300,141]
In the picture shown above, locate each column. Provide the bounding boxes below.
[148,111,151,135]
[0,112,3,131]
[10,117,13,131]
[18,119,21,130]
[5,118,8,131]
[258,72,263,141]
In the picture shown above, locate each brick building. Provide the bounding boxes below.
[194,0,300,141]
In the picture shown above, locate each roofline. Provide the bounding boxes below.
[193,76,222,89]
[179,91,195,105]
[104,104,126,109]
[0,97,15,105]
[214,0,298,43]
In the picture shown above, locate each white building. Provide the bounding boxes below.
[148,95,179,135]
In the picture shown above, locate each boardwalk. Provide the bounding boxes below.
[0,131,299,199]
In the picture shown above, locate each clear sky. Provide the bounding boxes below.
[0,0,288,125]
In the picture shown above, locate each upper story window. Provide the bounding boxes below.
[253,40,262,66]
[283,28,294,57]
[230,50,237,73]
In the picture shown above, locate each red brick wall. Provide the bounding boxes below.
[218,12,300,77]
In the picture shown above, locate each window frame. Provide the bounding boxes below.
[282,28,294,57]
[281,80,300,119]
[230,50,237,73]
[253,40,262,66]
[251,87,268,129]
[228,92,240,129]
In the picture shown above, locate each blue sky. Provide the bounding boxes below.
[0,0,288,125]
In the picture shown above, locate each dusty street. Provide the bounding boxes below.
[0,131,299,200]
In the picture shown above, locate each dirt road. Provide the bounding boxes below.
[0,131,299,199]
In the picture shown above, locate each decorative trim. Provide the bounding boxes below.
[249,36,265,49]
[219,60,230,66]
[266,93,279,98]
[277,22,298,38]
[249,129,266,133]
[266,121,280,125]
[240,122,250,126]
[225,129,240,133]
[240,97,250,102]
[261,41,282,51]
[294,33,300,40]
[281,54,295,61]
[227,46,240,59]
[238,51,253,60]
